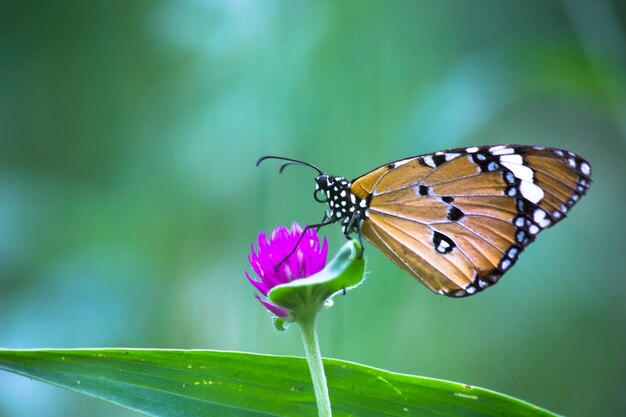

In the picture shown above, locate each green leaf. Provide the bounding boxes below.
[269,239,365,318]
[0,349,558,417]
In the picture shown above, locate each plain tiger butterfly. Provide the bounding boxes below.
[257,145,591,297]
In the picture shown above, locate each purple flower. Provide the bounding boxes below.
[246,223,328,317]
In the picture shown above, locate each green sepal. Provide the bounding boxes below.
[268,239,365,321]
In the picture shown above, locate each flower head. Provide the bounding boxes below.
[246,222,328,317]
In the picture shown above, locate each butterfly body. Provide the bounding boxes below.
[314,175,366,236]
[259,144,591,298]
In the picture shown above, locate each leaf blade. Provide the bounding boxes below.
[0,349,558,417]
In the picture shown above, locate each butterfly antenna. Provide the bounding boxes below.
[256,155,324,176]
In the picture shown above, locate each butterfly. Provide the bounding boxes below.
[257,145,591,297]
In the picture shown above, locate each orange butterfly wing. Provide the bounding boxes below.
[351,145,591,297]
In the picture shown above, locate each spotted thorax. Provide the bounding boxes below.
[314,175,368,236]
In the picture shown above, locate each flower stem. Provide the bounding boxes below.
[298,314,332,417]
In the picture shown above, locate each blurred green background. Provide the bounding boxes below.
[1,1,625,416]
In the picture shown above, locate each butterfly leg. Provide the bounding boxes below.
[343,212,365,259]
[315,211,332,232]
[275,217,336,270]
[355,215,365,259]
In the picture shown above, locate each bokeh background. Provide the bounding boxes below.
[1,1,625,416]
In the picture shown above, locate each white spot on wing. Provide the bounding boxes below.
[499,154,523,165]
[436,239,451,253]
[422,155,436,168]
[519,181,545,204]
[502,162,534,183]
[466,147,479,153]
[581,162,590,175]
[492,147,515,155]
[529,224,540,235]
[533,209,551,228]
[445,152,461,161]
[394,159,412,167]
[501,259,512,270]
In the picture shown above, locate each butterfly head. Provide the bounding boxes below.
[313,174,332,202]
[314,174,350,204]
[315,174,369,233]
[256,155,367,234]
